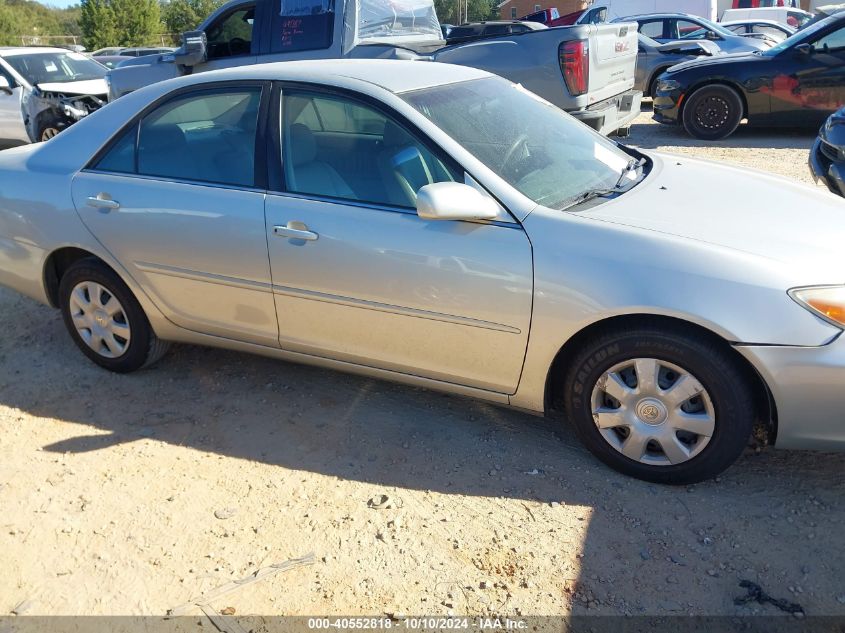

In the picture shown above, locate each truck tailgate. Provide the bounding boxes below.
[586,22,638,106]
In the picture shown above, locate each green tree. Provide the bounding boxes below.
[80,0,161,48]
[161,0,222,35]
[434,0,496,25]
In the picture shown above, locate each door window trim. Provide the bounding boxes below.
[83,80,271,192]
[268,81,518,225]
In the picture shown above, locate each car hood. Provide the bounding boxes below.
[36,78,108,96]
[664,50,765,73]
[581,152,845,274]
[820,106,845,149]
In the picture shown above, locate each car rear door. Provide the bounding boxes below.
[71,82,279,347]
[263,86,533,394]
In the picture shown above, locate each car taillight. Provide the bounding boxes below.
[559,39,589,97]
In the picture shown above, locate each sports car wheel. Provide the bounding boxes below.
[561,326,754,484]
[58,259,169,372]
[682,85,743,141]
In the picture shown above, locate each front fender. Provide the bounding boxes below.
[510,205,840,413]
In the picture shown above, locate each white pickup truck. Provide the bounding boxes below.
[106,0,641,135]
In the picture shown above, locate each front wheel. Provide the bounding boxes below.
[58,259,170,372]
[561,326,754,484]
[682,84,743,141]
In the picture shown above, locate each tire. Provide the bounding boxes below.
[560,326,754,485]
[37,115,66,142]
[682,84,744,141]
[58,258,170,372]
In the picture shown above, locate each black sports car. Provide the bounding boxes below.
[810,106,845,197]
[653,12,845,140]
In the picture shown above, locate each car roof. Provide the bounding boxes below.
[172,59,491,94]
[621,13,704,20]
[720,19,790,26]
[0,46,74,57]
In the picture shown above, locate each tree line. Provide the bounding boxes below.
[0,0,497,50]
[0,0,223,48]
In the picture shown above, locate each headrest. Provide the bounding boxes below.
[289,123,317,166]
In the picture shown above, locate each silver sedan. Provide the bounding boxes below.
[1,60,844,484]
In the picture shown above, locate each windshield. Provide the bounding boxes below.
[401,77,638,210]
[4,51,106,85]
[763,14,833,55]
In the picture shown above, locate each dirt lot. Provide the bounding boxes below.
[1,112,844,620]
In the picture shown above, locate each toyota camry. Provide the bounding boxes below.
[1,60,844,484]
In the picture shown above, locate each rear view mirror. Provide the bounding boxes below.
[174,30,207,67]
[416,182,500,221]
[795,42,814,55]
[0,76,11,94]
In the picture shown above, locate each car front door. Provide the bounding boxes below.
[0,62,28,143]
[193,3,259,73]
[263,88,534,393]
[71,83,279,346]
[770,24,845,126]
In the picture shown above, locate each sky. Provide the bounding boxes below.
[39,0,80,9]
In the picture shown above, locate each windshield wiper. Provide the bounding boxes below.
[561,157,646,211]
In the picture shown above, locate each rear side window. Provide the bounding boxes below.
[638,20,664,39]
[483,25,510,36]
[93,87,262,188]
[272,0,334,52]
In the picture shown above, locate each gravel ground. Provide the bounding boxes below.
[1,111,843,620]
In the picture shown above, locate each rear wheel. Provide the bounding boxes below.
[560,326,754,484]
[58,259,169,372]
[682,84,743,140]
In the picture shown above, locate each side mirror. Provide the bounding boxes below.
[705,30,720,41]
[795,42,813,55]
[416,182,500,221]
[0,76,12,95]
[174,30,207,67]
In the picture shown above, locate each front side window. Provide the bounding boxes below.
[281,91,459,207]
[402,77,636,210]
[94,88,261,187]
[813,25,845,52]
[206,6,255,59]
[4,51,105,84]
[675,20,709,40]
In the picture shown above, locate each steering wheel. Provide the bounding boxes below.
[227,37,249,56]
[500,133,530,173]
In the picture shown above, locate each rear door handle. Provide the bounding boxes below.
[86,194,120,210]
[273,222,318,241]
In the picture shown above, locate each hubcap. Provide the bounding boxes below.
[41,127,59,141]
[694,96,730,130]
[68,281,131,358]
[590,358,715,466]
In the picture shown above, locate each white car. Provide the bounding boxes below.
[0,47,108,143]
[1,60,845,484]
[720,19,796,44]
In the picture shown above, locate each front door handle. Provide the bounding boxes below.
[86,194,120,210]
[273,222,318,241]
